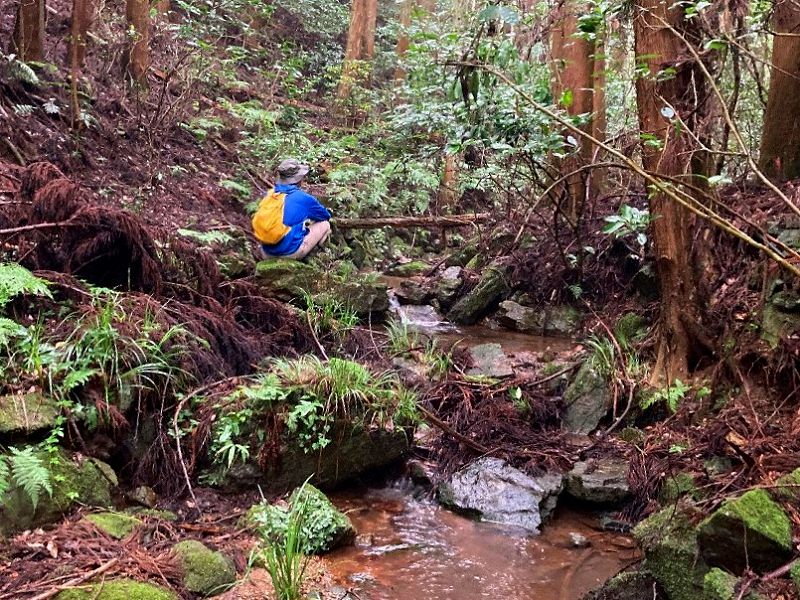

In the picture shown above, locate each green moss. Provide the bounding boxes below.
[55,579,177,600]
[697,489,792,573]
[173,540,236,596]
[659,473,699,504]
[248,484,355,555]
[387,261,430,277]
[703,568,737,600]
[0,451,115,537]
[85,512,142,539]
[126,507,178,521]
[0,392,59,434]
[772,468,800,503]
[618,427,646,445]
[789,562,800,594]
[633,504,708,600]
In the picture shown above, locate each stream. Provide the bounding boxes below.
[326,482,638,600]
[320,293,637,600]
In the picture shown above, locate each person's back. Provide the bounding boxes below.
[252,159,332,260]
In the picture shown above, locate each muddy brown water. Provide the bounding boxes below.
[325,484,638,600]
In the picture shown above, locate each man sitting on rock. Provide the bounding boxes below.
[252,158,332,260]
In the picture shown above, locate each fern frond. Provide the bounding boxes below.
[0,458,10,499]
[9,447,52,510]
[0,263,52,309]
[0,317,26,345]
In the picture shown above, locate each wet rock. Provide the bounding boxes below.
[84,512,142,539]
[496,300,543,332]
[569,532,590,547]
[173,540,236,596]
[446,262,510,325]
[255,260,389,317]
[220,425,409,493]
[395,278,433,304]
[582,570,665,600]
[437,457,563,533]
[565,458,630,505]
[55,579,178,600]
[467,343,514,378]
[0,392,59,436]
[562,361,611,433]
[445,244,477,267]
[246,484,355,554]
[633,503,709,600]
[434,266,463,309]
[386,260,430,277]
[697,489,792,573]
[406,459,435,486]
[0,450,117,537]
[703,568,738,600]
[544,305,581,336]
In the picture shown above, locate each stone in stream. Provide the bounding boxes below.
[565,457,631,505]
[561,361,612,434]
[55,580,178,600]
[466,343,514,378]
[446,262,510,325]
[395,278,433,305]
[173,540,237,596]
[434,266,464,309]
[437,457,563,534]
[696,489,793,574]
[496,301,582,336]
[582,570,666,600]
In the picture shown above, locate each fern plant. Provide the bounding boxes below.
[0,447,53,509]
[0,263,51,310]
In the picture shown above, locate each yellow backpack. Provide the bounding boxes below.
[252,190,291,245]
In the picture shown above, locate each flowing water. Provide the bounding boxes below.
[326,483,638,600]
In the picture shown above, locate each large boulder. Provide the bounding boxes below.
[583,570,665,600]
[219,425,409,493]
[633,503,710,600]
[173,540,236,597]
[0,392,59,436]
[437,457,563,533]
[255,260,389,317]
[697,489,792,573]
[247,484,356,554]
[562,361,611,433]
[56,580,178,600]
[446,262,510,325]
[565,457,630,505]
[0,450,117,537]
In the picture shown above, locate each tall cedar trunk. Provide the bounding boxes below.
[759,0,800,180]
[68,0,92,67]
[550,0,595,222]
[12,0,46,62]
[338,0,378,98]
[394,0,412,81]
[590,30,607,195]
[123,0,150,84]
[634,0,702,381]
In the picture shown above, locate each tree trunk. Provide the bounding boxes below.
[550,0,595,222]
[123,0,150,84]
[68,0,93,68]
[590,30,607,195]
[11,0,46,62]
[634,0,703,382]
[759,0,800,180]
[337,0,379,99]
[394,0,413,81]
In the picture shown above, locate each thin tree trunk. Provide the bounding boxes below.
[759,0,800,180]
[590,30,607,195]
[68,0,92,68]
[551,0,595,222]
[11,0,46,62]
[394,0,413,81]
[123,0,150,84]
[634,0,703,382]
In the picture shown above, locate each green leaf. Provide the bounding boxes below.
[9,447,52,510]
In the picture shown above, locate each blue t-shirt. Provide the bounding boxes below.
[261,183,331,256]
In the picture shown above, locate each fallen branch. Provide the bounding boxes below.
[25,557,119,600]
[334,213,490,230]
[417,404,491,455]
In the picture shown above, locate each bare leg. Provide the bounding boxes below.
[285,220,331,260]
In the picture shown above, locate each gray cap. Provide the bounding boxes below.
[276,158,310,184]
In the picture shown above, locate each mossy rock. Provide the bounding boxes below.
[445,244,478,268]
[56,579,177,600]
[633,503,709,600]
[386,261,430,277]
[446,262,510,325]
[583,569,665,600]
[0,451,116,537]
[790,562,800,594]
[173,540,236,596]
[659,472,699,504]
[772,467,800,503]
[703,568,737,600]
[126,507,178,521]
[247,484,355,555]
[85,512,142,539]
[0,392,60,435]
[562,361,611,434]
[544,305,581,336]
[697,489,792,574]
